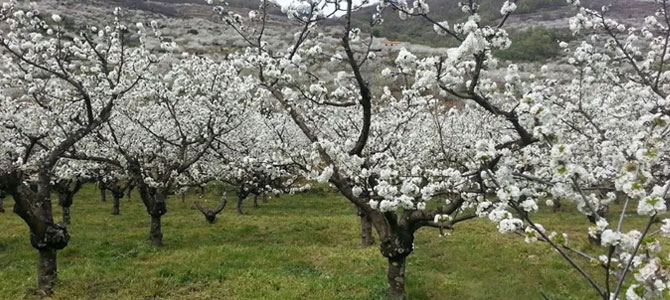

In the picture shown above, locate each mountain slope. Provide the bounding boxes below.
[106,0,284,18]
[343,0,656,47]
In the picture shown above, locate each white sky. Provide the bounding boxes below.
[273,0,373,5]
[272,0,376,15]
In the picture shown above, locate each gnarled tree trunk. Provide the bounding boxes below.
[8,178,70,296]
[369,211,414,300]
[138,183,168,247]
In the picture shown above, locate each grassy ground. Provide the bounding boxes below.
[0,185,647,300]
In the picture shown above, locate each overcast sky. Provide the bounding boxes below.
[273,0,373,5]
[272,0,376,15]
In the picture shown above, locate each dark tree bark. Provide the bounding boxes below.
[4,175,70,296]
[552,198,562,213]
[253,194,259,208]
[61,206,71,226]
[236,195,245,215]
[149,214,163,247]
[111,195,120,215]
[236,188,250,215]
[357,207,375,247]
[99,183,106,202]
[135,180,168,246]
[199,186,205,199]
[181,192,186,203]
[194,199,227,224]
[55,180,82,226]
[370,211,414,300]
[107,184,125,215]
[37,248,58,296]
[126,184,134,200]
[57,191,73,226]
[0,192,5,213]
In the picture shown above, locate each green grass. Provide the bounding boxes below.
[0,186,648,299]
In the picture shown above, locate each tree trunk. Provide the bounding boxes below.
[57,192,73,226]
[37,248,58,296]
[181,193,186,203]
[149,215,163,247]
[61,206,71,226]
[253,194,259,208]
[552,198,562,213]
[99,187,106,202]
[0,195,4,213]
[387,256,407,299]
[237,196,244,215]
[368,211,414,300]
[111,195,120,215]
[7,177,70,295]
[360,212,375,247]
[199,186,205,199]
[136,183,168,247]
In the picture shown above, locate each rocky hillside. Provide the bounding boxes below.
[342,0,657,47]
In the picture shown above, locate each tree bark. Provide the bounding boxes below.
[136,182,167,246]
[368,211,414,300]
[61,207,71,226]
[99,186,106,202]
[360,212,375,247]
[181,193,186,203]
[37,248,58,296]
[149,215,163,247]
[111,195,120,215]
[0,195,5,213]
[57,191,74,226]
[552,198,562,213]
[237,195,245,215]
[4,169,70,295]
[387,256,407,300]
[253,194,259,208]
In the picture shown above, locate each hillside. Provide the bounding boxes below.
[343,0,656,48]
[107,0,285,18]
[31,0,659,62]
[26,0,298,54]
